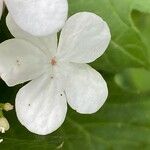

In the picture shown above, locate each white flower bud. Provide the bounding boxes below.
[3,103,14,111]
[0,139,3,143]
[0,117,10,133]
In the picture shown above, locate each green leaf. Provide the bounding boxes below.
[115,68,150,93]
[132,10,150,62]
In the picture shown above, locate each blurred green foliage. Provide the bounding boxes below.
[0,0,150,149]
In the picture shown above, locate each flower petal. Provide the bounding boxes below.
[57,12,111,63]
[16,74,67,135]
[0,39,49,86]
[4,0,68,36]
[6,14,58,56]
[0,0,3,18]
[64,63,108,114]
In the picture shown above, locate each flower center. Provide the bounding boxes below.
[50,57,57,66]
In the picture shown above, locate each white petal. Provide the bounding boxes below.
[0,39,48,86]
[16,74,67,135]
[4,0,68,36]
[64,63,108,114]
[0,0,3,18]
[57,12,111,63]
[6,14,58,56]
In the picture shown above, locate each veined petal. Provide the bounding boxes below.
[57,12,111,63]
[0,39,49,86]
[16,74,67,135]
[4,0,68,36]
[64,63,108,114]
[6,14,58,56]
[0,0,3,18]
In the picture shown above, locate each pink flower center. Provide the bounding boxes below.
[51,57,57,65]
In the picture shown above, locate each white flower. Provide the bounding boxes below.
[3,0,68,36]
[0,117,10,133]
[0,0,3,18]
[0,12,111,135]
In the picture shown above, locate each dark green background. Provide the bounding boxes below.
[0,0,150,149]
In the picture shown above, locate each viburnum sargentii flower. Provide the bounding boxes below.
[2,0,68,36]
[0,12,111,135]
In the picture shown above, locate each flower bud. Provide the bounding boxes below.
[0,117,10,133]
[3,103,14,111]
[0,139,3,143]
